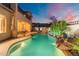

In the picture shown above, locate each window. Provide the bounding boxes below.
[0,14,6,33]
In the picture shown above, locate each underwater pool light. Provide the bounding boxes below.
[21,42,25,47]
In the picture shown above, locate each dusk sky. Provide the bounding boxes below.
[19,3,79,23]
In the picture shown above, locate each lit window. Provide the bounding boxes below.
[0,14,6,33]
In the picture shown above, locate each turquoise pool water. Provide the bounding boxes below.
[8,34,65,56]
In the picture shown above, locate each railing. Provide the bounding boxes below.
[68,21,79,25]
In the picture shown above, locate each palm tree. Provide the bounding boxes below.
[50,20,67,36]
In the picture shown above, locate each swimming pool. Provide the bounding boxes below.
[7,34,65,56]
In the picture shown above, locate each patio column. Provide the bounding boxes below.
[11,3,18,38]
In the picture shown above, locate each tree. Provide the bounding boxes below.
[50,20,67,36]
[50,16,57,22]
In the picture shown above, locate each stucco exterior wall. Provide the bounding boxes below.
[16,11,31,33]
